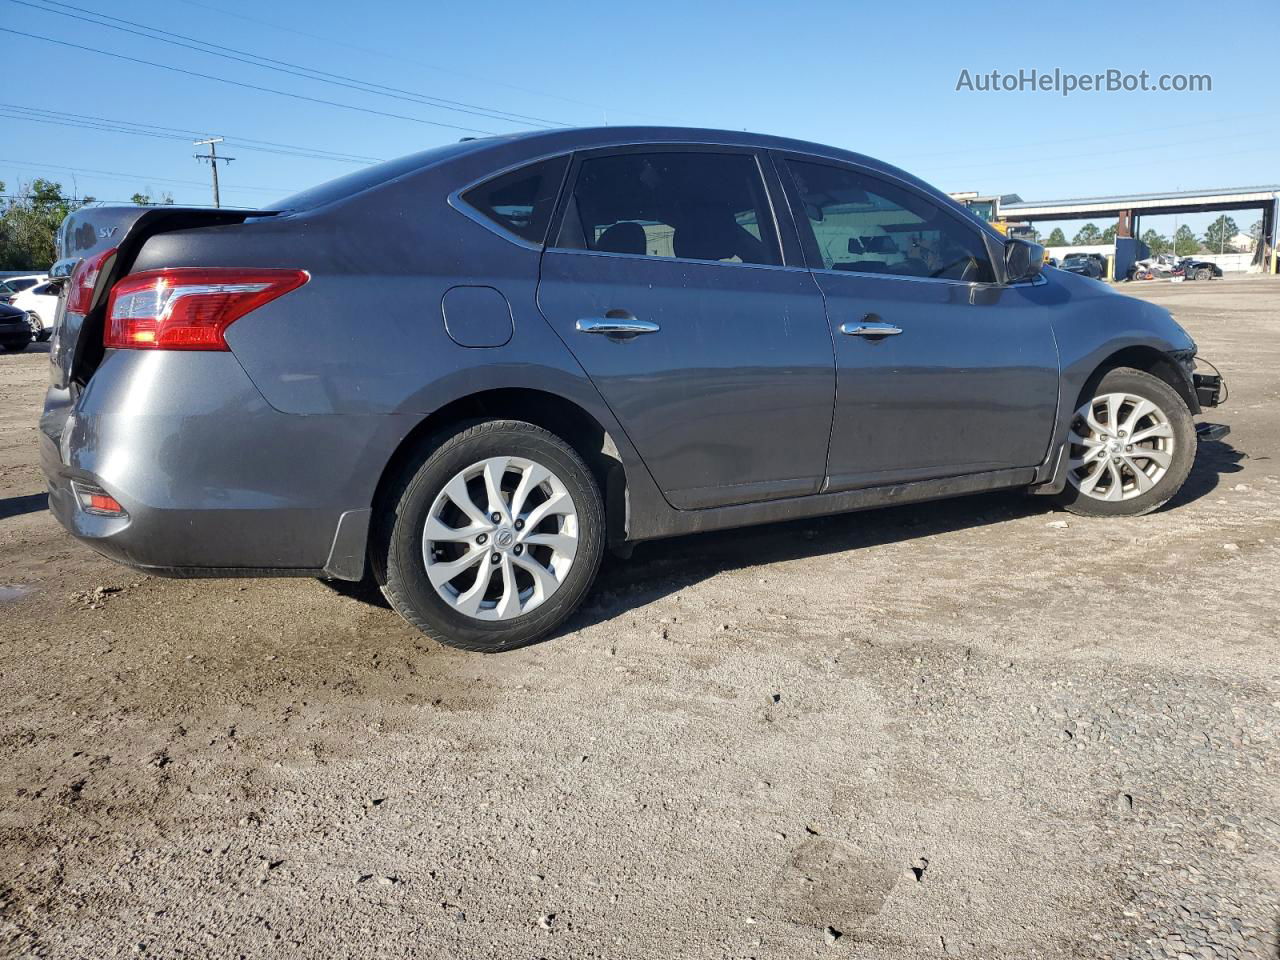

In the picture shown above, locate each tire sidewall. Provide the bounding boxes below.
[1055,367,1196,517]
[382,422,604,651]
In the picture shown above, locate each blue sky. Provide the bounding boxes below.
[2,0,1276,238]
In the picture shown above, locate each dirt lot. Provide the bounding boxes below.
[1,277,1277,960]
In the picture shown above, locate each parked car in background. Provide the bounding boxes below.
[40,126,1228,652]
[0,274,49,301]
[0,303,33,352]
[1060,253,1107,279]
[11,282,59,341]
[1177,257,1222,281]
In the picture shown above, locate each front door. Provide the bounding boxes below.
[536,147,835,509]
[778,155,1060,491]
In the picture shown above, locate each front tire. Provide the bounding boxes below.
[377,420,604,652]
[1052,367,1196,517]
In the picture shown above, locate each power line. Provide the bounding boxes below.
[0,102,381,164]
[0,155,291,193]
[0,27,502,136]
[13,0,570,129]
[2,195,245,207]
[171,0,612,115]
[167,0,687,125]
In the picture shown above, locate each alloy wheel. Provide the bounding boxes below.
[1067,392,1175,502]
[421,456,578,621]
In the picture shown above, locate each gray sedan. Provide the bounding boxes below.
[40,126,1228,650]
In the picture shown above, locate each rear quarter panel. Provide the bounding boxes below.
[126,153,673,538]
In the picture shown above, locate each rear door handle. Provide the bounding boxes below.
[840,320,902,337]
[576,317,661,338]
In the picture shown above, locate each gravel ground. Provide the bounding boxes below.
[1,277,1277,959]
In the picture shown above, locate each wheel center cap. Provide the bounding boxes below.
[494,527,516,550]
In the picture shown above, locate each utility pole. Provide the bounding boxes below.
[193,137,234,208]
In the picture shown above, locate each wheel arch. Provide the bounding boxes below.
[369,388,630,575]
[1079,345,1199,415]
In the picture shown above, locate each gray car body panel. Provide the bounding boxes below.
[39,126,1200,579]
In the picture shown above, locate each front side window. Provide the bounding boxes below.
[556,152,781,266]
[460,154,569,245]
[787,160,995,283]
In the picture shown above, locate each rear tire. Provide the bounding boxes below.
[1052,367,1196,517]
[377,420,604,652]
[1194,267,1212,281]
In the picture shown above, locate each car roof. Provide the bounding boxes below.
[278,126,988,236]
[463,125,918,183]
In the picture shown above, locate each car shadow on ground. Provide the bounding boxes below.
[571,437,1249,632]
[321,439,1248,635]
[0,492,49,520]
[1,341,51,355]
[1164,438,1246,509]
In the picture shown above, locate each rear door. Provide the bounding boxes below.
[776,154,1059,491]
[536,146,835,509]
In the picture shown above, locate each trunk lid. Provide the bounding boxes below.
[50,205,277,389]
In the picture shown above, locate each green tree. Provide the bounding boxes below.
[1174,224,1199,257]
[131,191,175,207]
[1100,224,1117,244]
[1047,227,1067,246]
[1140,229,1170,255]
[0,179,90,270]
[1203,215,1239,253]
[1072,223,1102,245]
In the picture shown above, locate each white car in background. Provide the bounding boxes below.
[10,280,58,341]
[0,274,48,301]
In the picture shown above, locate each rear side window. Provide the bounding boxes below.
[461,155,569,246]
[555,152,781,266]
[787,160,995,283]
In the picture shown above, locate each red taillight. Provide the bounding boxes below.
[71,480,127,518]
[66,246,117,314]
[104,268,309,351]
[89,493,123,513]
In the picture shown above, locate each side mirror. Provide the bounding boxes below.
[1004,238,1045,283]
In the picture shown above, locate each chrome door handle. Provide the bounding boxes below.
[840,321,902,337]
[576,317,661,338]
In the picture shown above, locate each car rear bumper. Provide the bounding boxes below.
[40,351,414,580]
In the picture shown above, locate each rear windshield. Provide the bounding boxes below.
[273,139,497,212]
